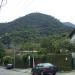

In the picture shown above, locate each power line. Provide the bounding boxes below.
[0,0,7,9]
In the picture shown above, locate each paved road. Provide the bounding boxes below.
[0,67,75,75]
[0,68,31,75]
[56,71,75,75]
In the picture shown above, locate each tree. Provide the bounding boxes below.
[0,48,5,58]
[1,35,11,49]
[3,56,13,66]
[0,0,7,10]
[40,37,55,53]
[20,42,40,51]
[59,39,72,53]
[0,41,5,58]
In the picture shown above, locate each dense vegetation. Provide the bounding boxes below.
[0,13,74,45]
[0,13,75,63]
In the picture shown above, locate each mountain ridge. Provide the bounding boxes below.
[63,22,75,28]
[0,13,74,37]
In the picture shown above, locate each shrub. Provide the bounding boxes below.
[3,56,13,66]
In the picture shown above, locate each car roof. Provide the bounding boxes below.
[37,63,53,67]
[7,64,13,65]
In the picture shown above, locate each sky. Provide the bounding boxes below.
[0,0,75,24]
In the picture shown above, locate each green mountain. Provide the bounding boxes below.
[63,22,75,28]
[0,13,74,39]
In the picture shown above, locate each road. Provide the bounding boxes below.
[56,71,75,75]
[0,67,75,75]
[0,68,31,75]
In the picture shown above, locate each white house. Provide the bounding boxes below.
[70,30,75,60]
[69,29,75,69]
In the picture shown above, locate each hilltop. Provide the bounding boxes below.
[0,13,74,40]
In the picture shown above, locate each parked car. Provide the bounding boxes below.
[31,63,58,75]
[6,64,13,69]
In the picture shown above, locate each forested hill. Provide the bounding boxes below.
[63,22,75,28]
[0,13,74,37]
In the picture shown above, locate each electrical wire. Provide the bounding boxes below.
[0,0,7,9]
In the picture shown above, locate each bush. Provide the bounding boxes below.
[3,56,13,66]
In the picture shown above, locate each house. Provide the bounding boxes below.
[69,29,75,43]
[69,29,75,69]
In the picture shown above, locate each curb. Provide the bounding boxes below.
[12,68,31,73]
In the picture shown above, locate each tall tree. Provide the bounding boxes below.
[1,34,11,49]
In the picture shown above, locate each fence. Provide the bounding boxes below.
[1,53,72,71]
[34,53,72,71]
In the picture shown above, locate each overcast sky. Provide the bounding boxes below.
[0,0,75,24]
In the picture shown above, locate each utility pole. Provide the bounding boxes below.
[13,44,16,68]
[11,42,16,68]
